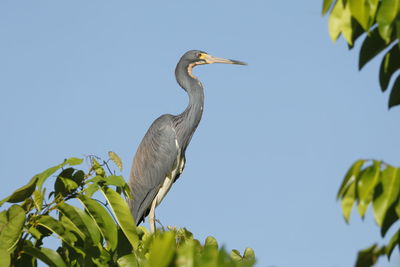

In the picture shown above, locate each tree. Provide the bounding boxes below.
[0,153,256,266]
[322,1,400,266]
[322,0,400,109]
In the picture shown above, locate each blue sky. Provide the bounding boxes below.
[1,1,399,266]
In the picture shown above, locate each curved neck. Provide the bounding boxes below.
[174,61,205,151]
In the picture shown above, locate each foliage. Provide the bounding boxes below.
[322,0,400,109]
[0,154,256,267]
[337,159,400,266]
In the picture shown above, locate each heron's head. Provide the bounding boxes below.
[178,50,246,81]
[180,50,247,67]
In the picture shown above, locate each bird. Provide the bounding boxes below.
[128,50,246,232]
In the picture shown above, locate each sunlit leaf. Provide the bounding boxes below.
[376,0,400,43]
[243,247,256,261]
[101,187,138,250]
[23,246,67,267]
[205,236,218,249]
[176,239,196,267]
[146,232,176,267]
[64,157,84,166]
[32,190,43,211]
[84,183,100,198]
[230,249,242,262]
[78,195,118,251]
[0,249,10,267]
[0,205,25,252]
[349,0,370,30]
[328,0,344,41]
[109,151,123,171]
[322,0,336,15]
[106,175,126,187]
[357,161,380,218]
[117,253,138,267]
[92,158,106,177]
[328,0,353,44]
[337,159,365,199]
[373,166,400,226]
[342,182,356,222]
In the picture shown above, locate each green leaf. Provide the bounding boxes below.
[347,18,366,49]
[57,202,101,245]
[349,0,370,30]
[355,244,385,267]
[342,182,356,222]
[36,215,80,250]
[101,187,138,250]
[230,249,242,262]
[379,45,400,92]
[84,183,100,198]
[386,229,400,259]
[106,175,126,187]
[32,190,44,211]
[359,28,388,70]
[64,157,84,166]
[376,0,400,43]
[176,239,196,267]
[78,195,118,251]
[109,151,123,171]
[146,232,176,267]
[357,161,380,218]
[117,253,138,267]
[328,0,353,44]
[0,205,25,252]
[0,176,38,206]
[0,249,10,267]
[388,75,400,109]
[322,0,336,15]
[243,247,256,262]
[337,159,365,199]
[373,166,400,226]
[23,246,67,267]
[396,199,400,217]
[59,213,85,241]
[36,158,82,191]
[328,0,345,41]
[380,202,399,237]
[205,236,218,249]
[93,158,106,177]
[72,170,85,186]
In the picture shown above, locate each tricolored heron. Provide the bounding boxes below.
[128,50,246,232]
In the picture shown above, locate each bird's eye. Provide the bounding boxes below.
[196,53,202,58]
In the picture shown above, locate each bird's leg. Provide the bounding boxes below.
[149,198,157,233]
[155,218,165,231]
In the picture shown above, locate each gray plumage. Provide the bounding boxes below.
[128,50,246,231]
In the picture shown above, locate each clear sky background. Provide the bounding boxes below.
[1,1,399,266]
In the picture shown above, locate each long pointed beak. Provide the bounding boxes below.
[203,54,247,65]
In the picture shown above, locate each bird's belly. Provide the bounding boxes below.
[154,139,184,206]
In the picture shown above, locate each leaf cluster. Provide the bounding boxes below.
[0,153,256,267]
[337,159,400,264]
[322,0,400,108]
